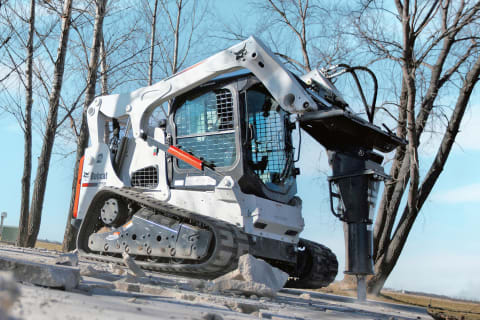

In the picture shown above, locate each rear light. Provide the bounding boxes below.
[73,156,85,219]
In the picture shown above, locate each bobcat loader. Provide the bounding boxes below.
[71,36,403,288]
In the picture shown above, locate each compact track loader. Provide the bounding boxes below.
[72,36,404,288]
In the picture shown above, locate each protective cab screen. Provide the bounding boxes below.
[174,89,236,169]
[246,88,293,186]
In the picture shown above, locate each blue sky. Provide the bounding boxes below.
[0,0,479,301]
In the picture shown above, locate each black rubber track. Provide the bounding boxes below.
[285,239,338,289]
[77,186,338,287]
[77,186,249,278]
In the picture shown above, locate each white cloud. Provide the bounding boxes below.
[431,183,480,204]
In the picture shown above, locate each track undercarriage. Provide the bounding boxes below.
[77,186,338,288]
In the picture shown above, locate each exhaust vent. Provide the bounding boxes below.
[131,166,158,188]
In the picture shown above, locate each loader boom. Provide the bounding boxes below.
[87,36,318,147]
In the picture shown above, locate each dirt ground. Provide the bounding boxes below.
[319,279,480,320]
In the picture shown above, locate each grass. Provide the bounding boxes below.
[35,240,62,251]
[318,282,480,320]
[382,291,480,320]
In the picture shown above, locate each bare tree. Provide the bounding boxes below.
[353,0,480,295]
[63,0,107,251]
[231,0,480,295]
[148,0,159,85]
[17,0,36,246]
[155,0,209,76]
[24,0,74,247]
[221,0,349,74]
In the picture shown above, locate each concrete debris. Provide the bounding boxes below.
[127,297,137,303]
[55,251,79,267]
[176,293,197,301]
[108,263,126,275]
[259,312,273,319]
[211,279,276,298]
[79,264,101,276]
[122,252,146,278]
[79,264,120,282]
[0,272,20,320]
[114,278,166,296]
[201,313,224,320]
[115,281,141,293]
[0,255,79,290]
[188,278,209,290]
[225,301,260,314]
[299,293,311,300]
[0,246,433,320]
[212,254,288,297]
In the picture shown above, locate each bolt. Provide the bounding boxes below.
[303,101,310,109]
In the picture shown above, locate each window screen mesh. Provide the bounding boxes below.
[175,89,236,168]
[131,166,158,188]
[247,90,292,185]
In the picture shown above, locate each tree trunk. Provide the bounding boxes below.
[25,0,73,247]
[148,0,159,85]
[171,0,182,75]
[17,0,35,247]
[368,53,480,295]
[63,0,107,252]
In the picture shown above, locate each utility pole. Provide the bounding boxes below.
[0,212,7,240]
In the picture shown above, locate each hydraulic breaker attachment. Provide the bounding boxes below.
[299,108,406,300]
[328,148,387,300]
[328,148,386,276]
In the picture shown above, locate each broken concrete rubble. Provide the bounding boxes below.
[0,271,20,320]
[299,293,311,300]
[0,255,79,290]
[224,300,260,314]
[200,313,224,320]
[212,254,288,297]
[211,279,276,298]
[79,263,125,282]
[122,252,146,277]
[0,246,433,320]
[55,251,79,266]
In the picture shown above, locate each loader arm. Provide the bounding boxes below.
[87,36,319,146]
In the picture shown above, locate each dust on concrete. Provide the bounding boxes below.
[0,245,433,320]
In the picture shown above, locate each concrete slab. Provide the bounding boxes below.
[0,254,80,290]
[0,245,432,320]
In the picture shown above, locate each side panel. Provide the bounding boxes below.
[163,178,304,244]
[76,143,123,220]
[126,127,170,201]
